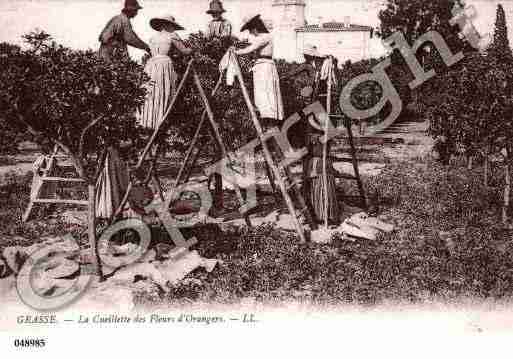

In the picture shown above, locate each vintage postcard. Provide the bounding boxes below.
[0,0,512,357]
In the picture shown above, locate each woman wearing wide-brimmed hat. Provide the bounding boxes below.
[140,14,193,130]
[206,0,232,39]
[281,44,327,192]
[234,14,284,128]
[98,0,150,62]
[283,44,326,105]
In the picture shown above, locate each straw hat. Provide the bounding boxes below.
[240,14,264,32]
[150,14,185,31]
[206,0,226,14]
[303,44,325,58]
[123,0,142,11]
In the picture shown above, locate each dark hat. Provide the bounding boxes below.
[123,0,142,10]
[240,14,264,32]
[207,0,226,14]
[150,14,185,31]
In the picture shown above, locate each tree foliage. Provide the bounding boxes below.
[378,0,466,50]
[0,31,147,182]
[487,3,513,64]
[428,53,513,155]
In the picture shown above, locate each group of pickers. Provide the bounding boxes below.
[96,0,344,226]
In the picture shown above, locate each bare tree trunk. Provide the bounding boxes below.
[467,155,473,170]
[65,150,103,280]
[503,150,511,224]
[88,184,102,279]
[484,154,489,187]
[214,172,223,210]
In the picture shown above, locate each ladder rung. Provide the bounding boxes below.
[32,199,89,205]
[335,173,358,180]
[297,207,309,216]
[330,155,354,163]
[41,177,86,183]
[285,179,300,191]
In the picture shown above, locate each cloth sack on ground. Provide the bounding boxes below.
[219,50,237,86]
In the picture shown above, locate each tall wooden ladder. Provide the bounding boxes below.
[229,50,314,242]
[110,59,250,227]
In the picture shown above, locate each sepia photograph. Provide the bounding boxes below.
[0,0,512,356]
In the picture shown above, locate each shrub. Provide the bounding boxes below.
[0,31,147,182]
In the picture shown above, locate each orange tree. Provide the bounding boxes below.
[427,51,513,223]
[0,31,147,274]
[425,3,513,224]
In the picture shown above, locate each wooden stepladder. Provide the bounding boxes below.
[226,50,314,242]
[110,59,251,226]
[23,145,88,222]
[168,51,314,242]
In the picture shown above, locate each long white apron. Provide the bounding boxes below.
[251,58,284,121]
[140,55,177,129]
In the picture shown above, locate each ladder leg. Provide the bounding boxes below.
[22,201,36,223]
[230,53,311,242]
[110,61,195,223]
[144,143,161,185]
[151,174,165,202]
[172,111,208,189]
[263,155,278,194]
[183,147,202,185]
[174,72,224,189]
[346,120,367,210]
[192,69,248,215]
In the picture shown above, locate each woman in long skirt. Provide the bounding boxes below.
[140,14,192,129]
[96,15,192,219]
[234,14,284,129]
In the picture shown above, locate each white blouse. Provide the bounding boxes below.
[148,30,192,57]
[236,33,273,58]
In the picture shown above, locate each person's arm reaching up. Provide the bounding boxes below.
[235,35,269,56]
[122,17,150,52]
[171,36,193,56]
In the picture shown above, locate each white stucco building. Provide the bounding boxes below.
[270,0,373,64]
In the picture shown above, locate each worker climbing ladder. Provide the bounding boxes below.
[168,50,314,242]
[226,49,314,242]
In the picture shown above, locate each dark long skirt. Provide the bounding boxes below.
[304,158,340,224]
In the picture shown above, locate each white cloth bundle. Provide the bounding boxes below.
[219,50,237,86]
[320,56,338,87]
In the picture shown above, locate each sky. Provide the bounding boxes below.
[0,0,505,61]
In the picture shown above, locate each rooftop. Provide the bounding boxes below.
[296,22,373,33]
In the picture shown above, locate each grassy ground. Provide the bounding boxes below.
[2,156,513,307]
